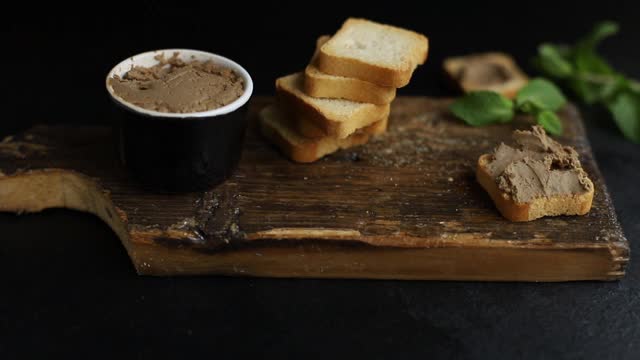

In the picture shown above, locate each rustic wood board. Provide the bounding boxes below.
[0,97,629,281]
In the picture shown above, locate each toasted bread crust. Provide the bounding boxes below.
[260,105,388,163]
[275,84,329,138]
[317,18,429,88]
[304,65,396,104]
[260,121,316,163]
[276,73,390,139]
[477,154,594,221]
[303,35,396,105]
[294,102,390,139]
[317,54,414,88]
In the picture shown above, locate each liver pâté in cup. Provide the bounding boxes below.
[106,49,253,192]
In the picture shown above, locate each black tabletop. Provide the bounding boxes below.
[2,3,639,359]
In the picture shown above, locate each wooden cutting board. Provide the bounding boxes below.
[0,97,629,281]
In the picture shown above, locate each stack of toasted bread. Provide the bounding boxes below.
[260,18,429,163]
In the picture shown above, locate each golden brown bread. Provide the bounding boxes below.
[260,104,388,163]
[317,18,429,88]
[476,154,594,222]
[304,35,397,105]
[276,72,390,139]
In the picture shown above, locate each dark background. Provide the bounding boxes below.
[2,2,639,358]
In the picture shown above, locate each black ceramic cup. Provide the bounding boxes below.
[105,49,253,192]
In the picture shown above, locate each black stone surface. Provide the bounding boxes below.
[2,3,639,359]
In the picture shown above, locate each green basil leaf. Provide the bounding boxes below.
[537,43,573,78]
[569,73,628,104]
[553,44,573,58]
[568,76,602,104]
[598,74,629,100]
[536,110,563,136]
[531,21,640,143]
[574,49,615,75]
[450,91,514,126]
[606,90,640,143]
[516,78,567,112]
[577,21,619,51]
[573,21,618,75]
[517,100,537,114]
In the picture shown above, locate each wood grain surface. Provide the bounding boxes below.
[0,97,629,281]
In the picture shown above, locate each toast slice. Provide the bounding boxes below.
[276,72,390,139]
[260,104,388,163]
[304,35,396,105]
[443,52,528,99]
[477,155,594,221]
[295,102,390,141]
[476,126,594,222]
[317,18,429,88]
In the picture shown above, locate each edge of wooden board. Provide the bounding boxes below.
[0,168,629,281]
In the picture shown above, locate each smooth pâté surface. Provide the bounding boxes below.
[0,96,628,280]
